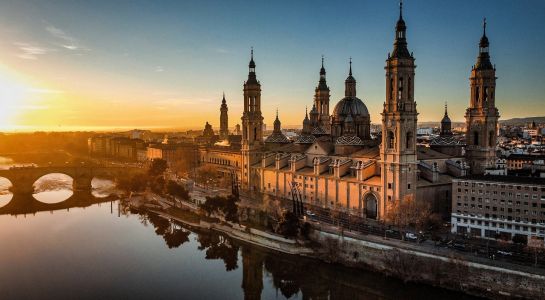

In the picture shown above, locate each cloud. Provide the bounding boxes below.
[28,88,64,94]
[215,48,229,54]
[45,25,90,52]
[14,42,50,60]
[155,66,164,72]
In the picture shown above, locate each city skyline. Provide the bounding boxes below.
[0,0,544,132]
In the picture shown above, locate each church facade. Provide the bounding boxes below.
[201,4,499,221]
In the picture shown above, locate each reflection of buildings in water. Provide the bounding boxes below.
[132,211,475,300]
[241,246,264,300]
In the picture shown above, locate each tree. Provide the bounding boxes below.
[385,194,432,239]
[149,158,168,176]
[166,180,189,200]
[150,176,166,195]
[118,174,148,193]
[277,211,299,238]
[199,195,240,222]
[196,165,217,187]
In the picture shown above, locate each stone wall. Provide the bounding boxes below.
[311,231,545,299]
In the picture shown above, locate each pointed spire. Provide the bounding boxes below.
[276,108,279,120]
[305,106,308,118]
[444,101,448,116]
[247,47,257,83]
[391,0,411,59]
[222,91,226,104]
[249,47,255,69]
[476,18,492,70]
[344,58,356,97]
[321,55,324,68]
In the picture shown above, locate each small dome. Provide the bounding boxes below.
[332,97,369,118]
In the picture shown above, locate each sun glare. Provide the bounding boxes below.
[0,66,31,130]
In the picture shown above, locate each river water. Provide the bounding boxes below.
[0,160,478,299]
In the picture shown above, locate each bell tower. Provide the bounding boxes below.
[380,0,418,219]
[241,48,264,191]
[314,56,331,132]
[465,19,499,175]
[219,92,229,140]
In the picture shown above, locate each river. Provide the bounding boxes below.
[0,159,479,299]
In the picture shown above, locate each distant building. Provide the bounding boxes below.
[451,175,545,243]
[219,93,229,140]
[507,153,545,170]
[430,103,464,156]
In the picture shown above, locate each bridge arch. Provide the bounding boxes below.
[33,173,74,204]
[0,176,13,207]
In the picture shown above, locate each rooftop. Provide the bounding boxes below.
[457,174,545,185]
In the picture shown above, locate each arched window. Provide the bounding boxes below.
[408,76,412,100]
[398,77,403,100]
[388,131,394,149]
[475,86,480,104]
[254,127,257,141]
[489,130,495,147]
[406,132,413,150]
[473,131,479,145]
[390,78,394,100]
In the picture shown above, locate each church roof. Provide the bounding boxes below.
[294,134,316,144]
[429,136,464,146]
[264,132,290,144]
[311,126,327,135]
[335,135,364,146]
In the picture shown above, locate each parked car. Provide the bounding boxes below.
[452,242,466,251]
[497,250,513,256]
[405,232,418,241]
[305,210,316,217]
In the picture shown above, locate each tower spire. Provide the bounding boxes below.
[399,0,403,19]
[349,57,352,76]
[483,17,487,36]
[444,101,448,116]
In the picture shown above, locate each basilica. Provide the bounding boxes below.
[198,3,499,221]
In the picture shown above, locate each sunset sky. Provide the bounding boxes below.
[0,0,544,132]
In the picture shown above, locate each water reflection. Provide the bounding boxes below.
[0,177,13,207]
[33,173,74,203]
[91,178,116,198]
[129,208,478,300]
[0,195,479,299]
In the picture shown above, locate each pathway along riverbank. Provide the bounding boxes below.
[128,195,545,300]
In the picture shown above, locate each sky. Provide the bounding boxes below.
[0,0,544,132]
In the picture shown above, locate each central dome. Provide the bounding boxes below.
[332,96,369,118]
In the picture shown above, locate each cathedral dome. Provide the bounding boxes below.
[332,97,369,119]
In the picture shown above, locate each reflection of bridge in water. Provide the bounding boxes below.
[0,165,142,195]
[0,165,142,215]
[0,190,117,216]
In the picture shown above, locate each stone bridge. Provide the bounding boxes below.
[0,165,143,195]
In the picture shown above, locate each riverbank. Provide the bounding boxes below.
[128,194,545,299]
